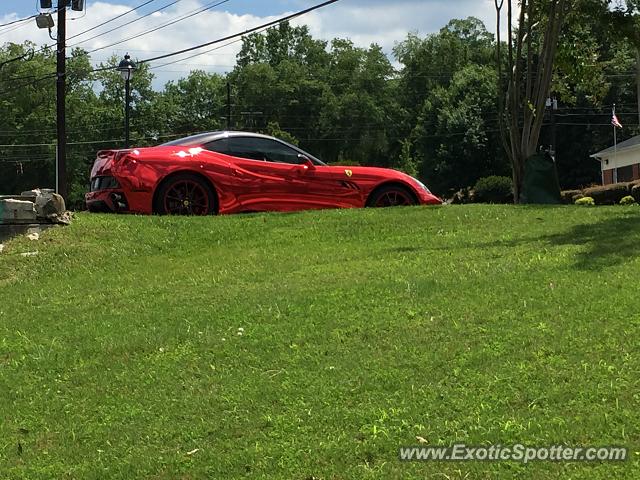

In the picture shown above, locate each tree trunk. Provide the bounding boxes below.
[495,0,569,203]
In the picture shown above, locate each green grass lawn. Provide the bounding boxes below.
[0,205,639,479]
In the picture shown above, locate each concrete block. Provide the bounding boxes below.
[21,189,65,219]
[0,199,37,224]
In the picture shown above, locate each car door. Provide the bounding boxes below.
[294,164,366,209]
[242,138,365,209]
[204,136,312,212]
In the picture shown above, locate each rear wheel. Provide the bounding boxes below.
[368,186,417,208]
[155,174,216,216]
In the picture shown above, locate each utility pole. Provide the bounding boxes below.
[56,1,67,200]
[226,82,232,130]
[125,77,131,148]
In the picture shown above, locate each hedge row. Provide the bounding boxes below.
[561,180,640,205]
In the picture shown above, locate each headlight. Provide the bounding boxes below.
[412,177,432,194]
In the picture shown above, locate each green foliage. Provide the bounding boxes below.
[583,183,631,205]
[576,196,596,206]
[393,19,509,194]
[395,139,418,177]
[0,11,637,202]
[230,27,400,167]
[262,121,299,146]
[160,70,226,136]
[1,206,639,478]
[473,176,513,204]
[620,195,637,205]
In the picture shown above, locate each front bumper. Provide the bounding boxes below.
[416,189,443,205]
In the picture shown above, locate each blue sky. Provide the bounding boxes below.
[4,0,304,17]
[0,1,502,87]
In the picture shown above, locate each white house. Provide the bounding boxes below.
[591,134,640,185]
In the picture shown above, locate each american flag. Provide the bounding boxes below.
[612,111,623,129]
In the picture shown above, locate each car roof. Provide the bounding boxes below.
[159,130,326,165]
[160,131,281,147]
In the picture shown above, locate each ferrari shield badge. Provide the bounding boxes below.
[345,169,353,177]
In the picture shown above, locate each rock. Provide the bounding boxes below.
[26,232,39,241]
[49,211,73,225]
[21,189,65,219]
[0,199,37,224]
[0,244,4,253]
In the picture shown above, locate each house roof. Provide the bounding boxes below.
[591,134,640,158]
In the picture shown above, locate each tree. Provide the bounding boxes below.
[494,0,570,202]
[494,0,640,200]
[394,18,503,192]
[413,65,510,193]
[160,70,227,137]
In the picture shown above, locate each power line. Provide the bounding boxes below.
[85,0,231,55]
[0,72,57,96]
[67,0,157,42]
[2,1,162,62]
[68,0,184,48]
[0,14,37,29]
[149,32,251,70]
[0,20,33,37]
[141,0,340,64]
[0,0,340,91]
[0,49,35,69]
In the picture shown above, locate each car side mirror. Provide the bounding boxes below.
[298,154,315,169]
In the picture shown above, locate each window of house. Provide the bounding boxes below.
[617,165,634,182]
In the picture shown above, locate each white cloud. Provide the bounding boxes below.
[0,0,513,88]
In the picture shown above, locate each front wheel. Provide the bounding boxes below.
[368,186,417,208]
[155,174,216,216]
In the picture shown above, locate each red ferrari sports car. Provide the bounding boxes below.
[86,131,441,215]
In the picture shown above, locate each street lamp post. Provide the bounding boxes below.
[117,54,136,148]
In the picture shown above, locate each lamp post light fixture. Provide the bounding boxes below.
[117,53,136,148]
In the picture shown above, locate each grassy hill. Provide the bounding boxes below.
[0,205,639,479]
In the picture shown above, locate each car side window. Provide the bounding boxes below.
[225,137,269,161]
[206,137,302,164]
[203,138,229,154]
[256,139,302,164]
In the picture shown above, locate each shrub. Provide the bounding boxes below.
[474,176,513,204]
[575,196,595,206]
[620,195,637,205]
[561,190,583,205]
[632,184,640,202]
[572,193,585,203]
[583,183,631,205]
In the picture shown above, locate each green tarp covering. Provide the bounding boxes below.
[520,152,562,204]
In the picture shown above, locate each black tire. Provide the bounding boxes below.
[154,173,216,216]
[367,185,417,208]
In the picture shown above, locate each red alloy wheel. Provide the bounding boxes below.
[372,187,415,207]
[163,179,211,215]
